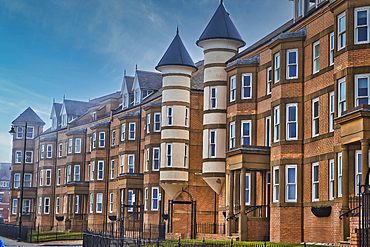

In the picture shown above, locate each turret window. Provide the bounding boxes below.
[241,74,252,99]
[286,49,298,79]
[166,144,172,167]
[338,12,346,50]
[167,106,173,126]
[210,87,217,108]
[210,130,216,157]
[153,148,160,171]
[355,7,369,44]
[230,76,236,102]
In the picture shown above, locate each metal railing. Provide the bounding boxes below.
[195,223,225,234]
[0,223,29,242]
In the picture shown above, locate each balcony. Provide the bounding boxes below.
[226,146,270,171]
[117,173,143,189]
[66,182,89,195]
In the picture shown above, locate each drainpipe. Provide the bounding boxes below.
[104,113,112,231]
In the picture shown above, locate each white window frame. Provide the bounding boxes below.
[154,113,161,132]
[45,169,51,186]
[75,195,79,213]
[90,193,94,213]
[57,169,61,185]
[25,151,33,163]
[99,132,105,148]
[24,173,32,187]
[338,152,343,197]
[274,53,280,83]
[151,187,159,211]
[26,126,34,139]
[313,41,320,74]
[184,144,188,168]
[338,78,346,117]
[241,73,252,99]
[74,165,80,181]
[153,147,160,171]
[40,170,43,186]
[210,87,217,109]
[312,98,320,137]
[111,160,114,179]
[12,199,17,214]
[330,32,334,66]
[338,11,346,51]
[230,122,236,148]
[44,197,50,214]
[355,150,362,196]
[209,130,216,157]
[128,155,135,173]
[285,165,297,202]
[244,173,251,205]
[267,67,272,95]
[129,123,136,140]
[120,155,124,174]
[75,138,81,153]
[98,161,104,180]
[38,197,42,214]
[273,166,279,203]
[112,130,116,146]
[16,127,23,139]
[96,193,103,213]
[121,123,126,141]
[167,106,173,126]
[166,144,172,167]
[67,165,71,183]
[312,162,319,202]
[144,188,148,211]
[230,75,236,102]
[286,103,298,141]
[47,144,52,158]
[128,190,133,212]
[146,149,149,171]
[241,120,251,146]
[93,133,96,149]
[329,159,335,201]
[68,139,73,154]
[329,92,335,132]
[59,143,63,157]
[15,150,22,163]
[147,114,151,134]
[109,193,113,213]
[266,116,271,147]
[14,173,20,188]
[274,106,280,142]
[185,107,189,127]
[355,7,370,45]
[56,197,60,214]
[286,49,298,79]
[41,145,45,159]
[355,74,370,106]
[91,162,95,180]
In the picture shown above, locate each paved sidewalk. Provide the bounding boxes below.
[0,237,82,247]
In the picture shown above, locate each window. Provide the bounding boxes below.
[241,121,251,145]
[12,199,17,214]
[338,152,342,197]
[14,173,20,188]
[56,197,60,214]
[144,188,148,211]
[23,199,30,214]
[41,145,45,159]
[153,148,160,171]
[266,116,271,147]
[46,144,52,158]
[338,12,346,50]
[27,126,34,139]
[90,194,94,213]
[99,132,105,148]
[135,90,140,103]
[286,165,297,202]
[65,142,68,156]
[154,113,161,132]
[166,144,172,167]
[93,133,96,148]
[184,144,188,168]
[25,151,32,163]
[109,193,113,213]
[46,169,51,186]
[242,73,252,99]
[286,104,298,140]
[73,138,81,153]
[15,151,21,163]
[273,167,279,202]
[356,74,370,106]
[68,139,72,154]
[167,107,173,126]
[40,170,43,186]
[24,174,31,187]
[16,127,23,139]
[355,7,369,44]
[330,32,334,65]
[312,162,319,201]
[210,87,217,108]
[121,124,126,141]
[0,194,3,203]
[185,107,189,127]
[152,187,159,211]
[44,197,50,214]
[129,123,136,140]
[274,106,280,142]
[308,0,315,9]
[145,149,149,171]
[128,190,133,212]
[329,159,335,200]
[313,41,320,74]
[38,197,42,214]
[124,94,128,108]
[59,143,62,157]
[147,114,151,133]
[296,0,303,18]
[67,165,71,183]
[338,78,346,116]
[57,169,61,185]
[230,76,236,102]
[287,49,298,79]
[111,160,114,179]
[93,112,96,121]
[267,67,272,95]
[244,173,251,205]
[128,155,134,173]
[274,53,280,83]
[98,161,104,180]
[210,130,216,157]
[96,193,103,213]
[230,122,236,148]
[312,98,319,137]
[356,151,362,196]
[120,155,124,174]
[64,167,67,184]
[74,165,80,181]
[329,92,335,132]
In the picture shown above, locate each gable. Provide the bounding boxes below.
[60,103,67,117]
[132,76,140,92]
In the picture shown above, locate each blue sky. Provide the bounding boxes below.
[0,0,292,162]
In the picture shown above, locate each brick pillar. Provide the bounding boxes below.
[341,144,350,241]
[227,171,234,235]
[251,171,256,207]
[361,139,369,186]
[239,168,247,241]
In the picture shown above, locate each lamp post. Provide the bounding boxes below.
[9,122,27,242]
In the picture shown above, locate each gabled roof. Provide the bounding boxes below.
[156,29,197,70]
[135,70,162,91]
[89,91,121,104]
[12,107,45,125]
[50,103,62,119]
[196,1,245,47]
[121,75,134,96]
[61,100,96,116]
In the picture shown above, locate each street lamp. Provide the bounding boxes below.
[9,122,27,242]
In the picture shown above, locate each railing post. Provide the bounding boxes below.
[37,225,39,243]
[178,236,181,247]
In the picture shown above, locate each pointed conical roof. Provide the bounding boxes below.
[156,29,197,71]
[12,107,45,125]
[196,1,245,47]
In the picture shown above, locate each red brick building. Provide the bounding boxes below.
[0,162,11,222]
[9,0,370,245]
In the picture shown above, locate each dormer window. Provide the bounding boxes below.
[52,118,57,129]
[123,95,128,108]
[93,112,96,121]
[295,0,303,18]
[135,90,140,104]
[308,0,315,9]
[142,90,153,100]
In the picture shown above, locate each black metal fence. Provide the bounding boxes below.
[0,223,30,242]
[195,223,225,234]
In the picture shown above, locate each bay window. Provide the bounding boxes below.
[338,12,346,50]
[152,187,159,211]
[274,106,280,142]
[312,162,319,201]
[241,73,252,99]
[230,122,235,148]
[129,123,136,140]
[287,49,298,79]
[329,159,335,200]
[355,7,369,44]
[274,53,280,83]
[355,74,370,106]
[286,104,298,140]
[312,98,319,137]
[153,148,160,171]
[241,120,251,145]
[313,41,320,74]
[286,165,297,202]
[128,155,134,173]
[230,76,236,102]
[273,166,279,202]
[338,78,346,116]
[329,92,335,132]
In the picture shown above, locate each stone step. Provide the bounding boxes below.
[338,240,350,246]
